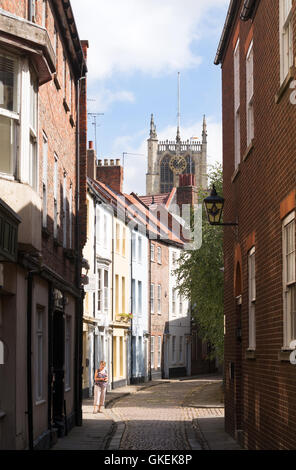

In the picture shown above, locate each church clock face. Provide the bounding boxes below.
[169,155,187,174]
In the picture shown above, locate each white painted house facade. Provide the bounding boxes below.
[168,246,191,378]
[131,228,149,383]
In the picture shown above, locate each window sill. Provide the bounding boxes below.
[243,139,254,162]
[63,99,70,113]
[245,349,256,360]
[65,387,71,393]
[278,348,293,362]
[275,66,295,104]
[53,74,61,90]
[231,165,240,183]
[35,399,46,406]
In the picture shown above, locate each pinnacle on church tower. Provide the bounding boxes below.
[202,114,207,143]
[150,114,157,139]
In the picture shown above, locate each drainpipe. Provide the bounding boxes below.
[148,240,152,382]
[130,233,133,384]
[74,75,84,427]
[111,215,114,389]
[26,269,39,450]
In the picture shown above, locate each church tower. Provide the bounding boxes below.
[146,114,208,195]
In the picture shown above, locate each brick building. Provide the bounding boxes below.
[0,0,87,449]
[216,0,296,449]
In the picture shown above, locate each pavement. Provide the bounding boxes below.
[51,374,242,451]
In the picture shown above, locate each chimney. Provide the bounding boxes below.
[87,141,97,179]
[177,174,198,208]
[96,159,123,193]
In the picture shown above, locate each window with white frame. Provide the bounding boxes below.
[248,247,256,350]
[132,279,136,313]
[234,39,240,169]
[158,336,161,368]
[150,283,155,314]
[42,0,47,28]
[138,281,142,314]
[279,0,293,84]
[116,223,120,253]
[283,212,296,347]
[63,172,67,248]
[29,73,38,190]
[132,232,136,261]
[28,0,36,22]
[96,206,101,244]
[122,227,126,256]
[122,276,126,313]
[151,243,155,262]
[36,306,44,402]
[172,336,176,363]
[246,41,254,147]
[172,288,176,316]
[104,270,109,312]
[157,284,161,314]
[69,75,72,113]
[63,54,66,99]
[179,294,183,316]
[157,246,162,264]
[98,269,102,312]
[151,336,155,369]
[53,155,58,239]
[53,25,58,66]
[0,53,19,177]
[104,215,107,248]
[138,236,142,263]
[65,315,71,390]
[69,183,72,249]
[179,336,183,362]
[42,133,48,228]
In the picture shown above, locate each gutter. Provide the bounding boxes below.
[214,0,236,65]
[26,269,40,450]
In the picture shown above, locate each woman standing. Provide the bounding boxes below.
[93,361,108,413]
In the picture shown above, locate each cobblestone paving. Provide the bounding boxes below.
[109,378,224,450]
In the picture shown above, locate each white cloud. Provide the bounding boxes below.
[71,0,228,80]
[88,88,135,112]
[119,118,222,195]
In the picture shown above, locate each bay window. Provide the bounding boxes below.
[0,53,18,177]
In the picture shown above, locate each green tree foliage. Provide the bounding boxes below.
[175,164,224,362]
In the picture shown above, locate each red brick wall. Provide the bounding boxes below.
[150,241,169,374]
[0,2,85,286]
[221,0,296,450]
[0,0,28,18]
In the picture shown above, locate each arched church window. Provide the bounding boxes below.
[160,155,174,193]
[184,155,195,175]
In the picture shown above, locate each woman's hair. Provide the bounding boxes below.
[99,360,106,366]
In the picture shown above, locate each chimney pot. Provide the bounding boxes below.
[116,159,120,166]
[98,159,102,166]
[110,159,114,166]
[89,141,94,150]
[104,159,108,166]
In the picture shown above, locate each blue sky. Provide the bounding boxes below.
[70,0,229,194]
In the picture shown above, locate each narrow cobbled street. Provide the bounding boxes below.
[106,376,224,450]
